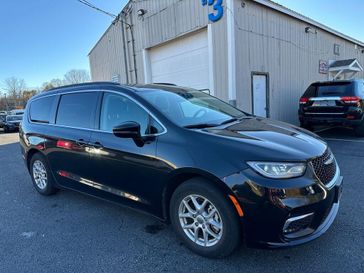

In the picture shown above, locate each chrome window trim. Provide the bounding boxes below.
[28,89,168,137]
[304,112,345,115]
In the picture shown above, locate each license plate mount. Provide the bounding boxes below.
[312,100,336,107]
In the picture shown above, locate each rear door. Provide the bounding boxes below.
[302,82,356,117]
[46,91,100,190]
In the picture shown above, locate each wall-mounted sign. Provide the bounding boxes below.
[201,0,224,22]
[319,60,329,74]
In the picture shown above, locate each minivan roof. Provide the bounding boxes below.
[30,82,191,101]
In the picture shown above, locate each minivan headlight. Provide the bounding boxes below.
[247,162,306,179]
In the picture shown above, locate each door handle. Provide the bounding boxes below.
[91,142,104,149]
[76,139,89,146]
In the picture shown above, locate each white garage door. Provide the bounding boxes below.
[149,30,209,90]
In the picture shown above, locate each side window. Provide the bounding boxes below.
[303,85,316,97]
[56,92,98,128]
[100,93,152,135]
[30,96,56,123]
[360,82,364,97]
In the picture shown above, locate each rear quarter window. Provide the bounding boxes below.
[56,92,98,129]
[30,96,57,123]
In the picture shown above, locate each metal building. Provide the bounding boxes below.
[88,0,364,124]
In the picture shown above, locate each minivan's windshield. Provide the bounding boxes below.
[139,87,246,128]
[6,115,23,122]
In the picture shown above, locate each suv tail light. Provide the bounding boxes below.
[340,96,360,105]
[299,97,310,104]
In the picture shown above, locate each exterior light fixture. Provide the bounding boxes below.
[137,9,147,16]
[305,27,317,34]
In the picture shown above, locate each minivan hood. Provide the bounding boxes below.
[201,117,327,161]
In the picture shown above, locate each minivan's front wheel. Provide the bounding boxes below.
[170,178,241,258]
[30,153,58,196]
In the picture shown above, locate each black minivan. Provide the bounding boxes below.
[20,82,343,257]
[299,79,364,135]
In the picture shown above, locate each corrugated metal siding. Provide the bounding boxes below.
[89,0,229,98]
[235,0,364,124]
[89,0,364,124]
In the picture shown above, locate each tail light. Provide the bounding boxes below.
[299,97,310,104]
[340,96,360,105]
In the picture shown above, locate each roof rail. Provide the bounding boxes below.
[46,81,120,92]
[153,83,177,86]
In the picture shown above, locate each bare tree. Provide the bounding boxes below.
[2,77,27,108]
[63,69,90,85]
[2,77,26,97]
[41,78,64,91]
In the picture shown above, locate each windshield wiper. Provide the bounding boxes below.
[184,123,219,129]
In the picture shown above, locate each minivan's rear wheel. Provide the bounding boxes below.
[170,178,241,258]
[30,153,58,196]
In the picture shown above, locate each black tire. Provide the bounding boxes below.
[170,178,241,258]
[355,121,364,137]
[29,153,59,196]
[3,126,8,133]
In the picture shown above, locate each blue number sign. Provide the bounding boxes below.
[202,0,224,22]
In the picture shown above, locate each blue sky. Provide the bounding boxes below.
[0,0,363,88]
[0,0,128,88]
[274,0,364,42]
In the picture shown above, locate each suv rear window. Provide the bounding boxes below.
[56,92,98,129]
[303,82,355,97]
[30,96,56,123]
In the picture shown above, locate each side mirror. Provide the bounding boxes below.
[113,122,141,139]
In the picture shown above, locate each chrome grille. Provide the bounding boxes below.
[311,149,337,186]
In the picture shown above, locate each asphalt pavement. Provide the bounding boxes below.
[0,128,363,273]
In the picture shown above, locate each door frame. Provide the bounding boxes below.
[251,72,270,118]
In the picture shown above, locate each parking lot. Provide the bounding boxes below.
[0,128,363,273]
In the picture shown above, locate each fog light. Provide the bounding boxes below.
[283,213,314,236]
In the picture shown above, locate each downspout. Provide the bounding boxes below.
[120,18,130,84]
[128,7,138,84]
[227,0,237,106]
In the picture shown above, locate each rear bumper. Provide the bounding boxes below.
[223,166,343,248]
[299,108,363,126]
[301,116,362,126]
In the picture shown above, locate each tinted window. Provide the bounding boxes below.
[100,93,151,135]
[303,82,355,97]
[139,88,245,127]
[303,85,316,98]
[56,92,98,128]
[358,82,364,97]
[30,96,56,123]
[6,116,22,121]
[317,82,354,97]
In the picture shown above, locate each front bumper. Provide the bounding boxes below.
[223,165,343,247]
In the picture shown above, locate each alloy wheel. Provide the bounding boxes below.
[32,160,48,190]
[178,194,223,247]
